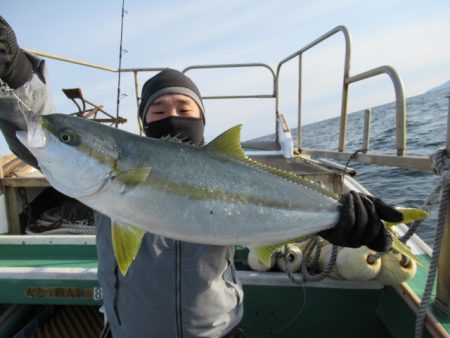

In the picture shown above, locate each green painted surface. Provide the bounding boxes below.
[0,245,448,336]
[0,279,102,305]
[241,285,391,338]
[378,286,434,338]
[0,245,97,266]
[0,244,100,305]
[405,253,450,333]
[0,244,97,268]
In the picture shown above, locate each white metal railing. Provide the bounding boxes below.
[275,26,406,156]
[25,25,425,169]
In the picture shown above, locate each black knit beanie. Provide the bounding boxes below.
[139,69,205,123]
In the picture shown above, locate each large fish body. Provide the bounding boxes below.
[17,114,341,247]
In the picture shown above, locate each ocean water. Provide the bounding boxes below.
[287,87,449,247]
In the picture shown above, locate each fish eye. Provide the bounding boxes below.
[57,128,79,146]
[60,133,71,142]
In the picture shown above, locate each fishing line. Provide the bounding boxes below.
[115,0,126,128]
[342,149,363,186]
[0,77,44,145]
[263,282,307,337]
[0,77,32,116]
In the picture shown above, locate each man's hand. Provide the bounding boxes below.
[0,16,32,88]
[319,191,403,252]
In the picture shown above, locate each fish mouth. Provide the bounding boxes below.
[16,125,112,199]
[40,164,110,198]
[16,130,33,149]
[27,116,47,148]
[16,116,47,149]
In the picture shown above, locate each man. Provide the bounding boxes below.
[95,68,246,338]
[0,16,402,338]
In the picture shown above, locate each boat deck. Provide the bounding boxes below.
[0,155,448,337]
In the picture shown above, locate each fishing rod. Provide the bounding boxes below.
[115,0,126,128]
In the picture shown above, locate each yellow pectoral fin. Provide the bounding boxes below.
[249,244,281,268]
[384,208,429,229]
[250,237,308,268]
[112,222,145,276]
[114,167,152,186]
[389,230,426,269]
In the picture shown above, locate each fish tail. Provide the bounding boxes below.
[384,207,429,228]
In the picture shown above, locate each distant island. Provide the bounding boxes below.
[427,79,450,93]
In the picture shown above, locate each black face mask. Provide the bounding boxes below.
[144,116,205,146]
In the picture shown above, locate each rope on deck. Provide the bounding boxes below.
[285,237,338,284]
[26,205,95,235]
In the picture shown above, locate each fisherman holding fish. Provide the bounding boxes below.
[0,17,404,338]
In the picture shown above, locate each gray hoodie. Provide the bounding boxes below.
[0,52,244,338]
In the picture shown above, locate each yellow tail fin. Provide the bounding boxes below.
[386,207,429,269]
[385,207,429,228]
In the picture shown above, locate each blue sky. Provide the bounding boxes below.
[2,0,450,145]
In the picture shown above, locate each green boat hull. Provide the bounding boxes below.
[0,241,447,337]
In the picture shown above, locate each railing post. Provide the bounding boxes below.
[297,55,303,151]
[362,108,371,153]
[133,71,144,135]
[133,71,140,111]
[435,96,450,316]
[447,96,450,152]
[338,28,352,153]
[345,66,406,155]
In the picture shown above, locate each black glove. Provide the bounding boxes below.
[319,191,403,252]
[0,16,32,88]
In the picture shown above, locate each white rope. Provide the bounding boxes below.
[26,205,95,235]
[284,237,338,284]
[414,149,450,338]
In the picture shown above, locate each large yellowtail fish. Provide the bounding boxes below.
[16,114,427,275]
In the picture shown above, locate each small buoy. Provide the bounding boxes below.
[276,244,303,272]
[247,250,276,272]
[376,251,417,285]
[336,246,381,281]
[318,243,342,279]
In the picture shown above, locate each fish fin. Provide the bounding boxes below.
[114,167,152,185]
[244,156,338,199]
[111,222,145,275]
[249,244,282,268]
[250,237,306,267]
[389,230,426,269]
[205,125,246,159]
[206,125,338,199]
[384,208,429,228]
[162,134,190,144]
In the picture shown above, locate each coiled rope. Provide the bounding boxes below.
[285,237,338,284]
[25,205,95,235]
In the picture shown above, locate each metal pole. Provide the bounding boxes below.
[362,109,371,153]
[436,96,450,315]
[338,28,352,152]
[274,26,352,152]
[24,48,118,72]
[133,71,145,135]
[133,71,140,111]
[115,0,126,128]
[346,66,406,155]
[447,96,450,152]
[297,55,303,151]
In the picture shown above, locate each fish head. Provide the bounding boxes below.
[16,114,119,198]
